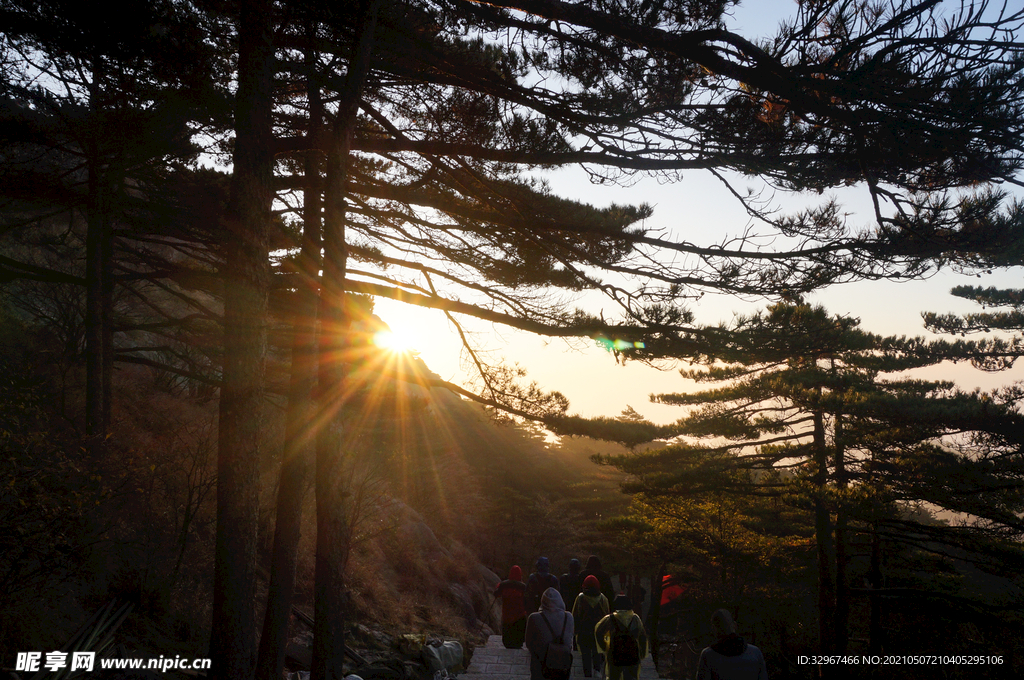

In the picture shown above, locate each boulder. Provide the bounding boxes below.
[448,583,477,627]
[476,565,500,589]
[401,520,451,561]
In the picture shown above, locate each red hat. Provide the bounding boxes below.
[583,575,599,589]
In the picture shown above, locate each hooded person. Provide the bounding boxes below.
[559,558,584,612]
[494,565,528,649]
[580,555,616,606]
[572,575,610,677]
[695,609,768,680]
[626,577,647,620]
[525,588,575,680]
[526,556,560,613]
[595,594,648,680]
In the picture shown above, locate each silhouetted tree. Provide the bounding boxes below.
[596,303,1024,666]
[0,0,223,447]
[924,285,1024,370]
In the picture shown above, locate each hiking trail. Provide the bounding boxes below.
[462,636,659,680]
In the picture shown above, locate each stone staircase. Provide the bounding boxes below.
[462,636,659,680]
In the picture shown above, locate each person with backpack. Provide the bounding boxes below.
[695,609,768,680]
[525,587,575,680]
[595,595,648,680]
[494,565,528,649]
[580,555,616,606]
[525,557,560,613]
[572,575,610,678]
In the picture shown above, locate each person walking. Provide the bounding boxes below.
[494,565,528,649]
[525,588,575,680]
[560,558,584,611]
[695,609,768,680]
[526,557,560,613]
[595,595,648,680]
[572,575,610,678]
[580,555,616,606]
[626,577,646,620]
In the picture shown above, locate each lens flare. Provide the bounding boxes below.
[594,336,645,352]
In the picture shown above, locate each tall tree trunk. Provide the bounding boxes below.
[645,564,665,666]
[84,143,107,452]
[868,523,883,655]
[100,194,114,431]
[867,444,884,659]
[812,407,836,659]
[255,34,323,680]
[311,127,352,680]
[101,114,126,434]
[209,1,275,678]
[83,56,117,456]
[833,411,849,658]
[311,4,380,679]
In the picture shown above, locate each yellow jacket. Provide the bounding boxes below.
[595,610,649,666]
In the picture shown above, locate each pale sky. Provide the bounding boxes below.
[373,0,1024,425]
[374,169,1024,424]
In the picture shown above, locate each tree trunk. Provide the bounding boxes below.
[101,135,123,434]
[833,411,849,658]
[645,564,665,666]
[209,1,275,678]
[812,407,836,659]
[100,195,114,432]
[255,35,323,680]
[311,131,351,680]
[868,524,883,655]
[311,4,380,679]
[84,144,108,452]
[83,55,118,456]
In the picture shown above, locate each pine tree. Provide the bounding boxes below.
[596,302,1024,663]
[0,0,224,448]
[924,285,1024,371]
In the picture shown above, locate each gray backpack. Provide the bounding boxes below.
[539,615,572,680]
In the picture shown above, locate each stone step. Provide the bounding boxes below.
[463,636,658,680]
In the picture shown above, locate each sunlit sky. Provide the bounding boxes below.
[374,0,1024,424]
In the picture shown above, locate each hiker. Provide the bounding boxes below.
[595,595,648,680]
[494,565,528,649]
[695,609,768,680]
[525,588,575,680]
[559,558,584,611]
[525,557,560,613]
[572,575,610,678]
[580,555,616,606]
[626,577,646,619]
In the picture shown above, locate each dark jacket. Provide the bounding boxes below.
[526,557,559,613]
[696,634,769,680]
[559,558,583,608]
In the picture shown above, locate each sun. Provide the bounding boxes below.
[372,329,417,354]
